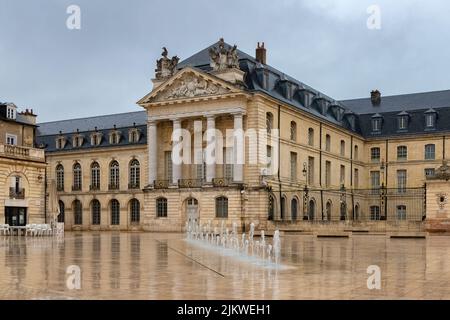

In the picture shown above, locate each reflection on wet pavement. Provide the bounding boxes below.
[0,232,449,300]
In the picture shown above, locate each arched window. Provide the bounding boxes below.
[58,200,65,223]
[340,140,346,156]
[110,199,120,225]
[326,201,332,221]
[280,196,286,220]
[91,162,100,190]
[156,198,168,217]
[340,202,347,221]
[73,200,82,225]
[73,163,82,191]
[290,121,297,141]
[109,160,120,190]
[129,159,140,189]
[56,164,64,191]
[325,134,331,152]
[291,198,298,221]
[130,199,140,224]
[91,199,101,225]
[308,128,314,146]
[266,112,273,134]
[268,194,275,221]
[354,145,359,160]
[216,196,228,218]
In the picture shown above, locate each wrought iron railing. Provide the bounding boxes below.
[108,183,120,190]
[153,180,170,189]
[212,178,233,187]
[72,185,82,191]
[178,179,203,188]
[90,184,100,191]
[128,183,140,190]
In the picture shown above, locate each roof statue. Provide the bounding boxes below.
[428,160,450,181]
[155,47,180,80]
[208,38,239,71]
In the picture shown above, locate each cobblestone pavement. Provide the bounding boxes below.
[0,232,449,300]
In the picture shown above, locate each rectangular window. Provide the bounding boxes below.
[354,168,359,189]
[372,118,381,132]
[425,144,435,160]
[340,165,345,185]
[290,152,297,181]
[398,116,408,130]
[426,114,435,128]
[308,157,314,185]
[425,168,435,178]
[325,161,331,187]
[266,145,272,169]
[165,151,173,182]
[371,171,380,189]
[370,206,381,220]
[397,205,407,220]
[6,134,17,146]
[224,147,233,180]
[371,147,380,163]
[397,170,407,193]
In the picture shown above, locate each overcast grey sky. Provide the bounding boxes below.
[1,0,450,122]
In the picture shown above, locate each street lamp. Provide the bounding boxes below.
[302,162,309,220]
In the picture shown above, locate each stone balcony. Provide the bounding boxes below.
[0,144,45,162]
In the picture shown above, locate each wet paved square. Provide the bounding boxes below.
[0,232,449,300]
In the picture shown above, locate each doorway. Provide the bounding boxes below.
[5,207,27,226]
[186,198,199,226]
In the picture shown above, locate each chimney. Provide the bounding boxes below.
[256,42,266,64]
[371,90,381,106]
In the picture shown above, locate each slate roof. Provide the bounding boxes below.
[35,40,450,152]
[341,90,450,114]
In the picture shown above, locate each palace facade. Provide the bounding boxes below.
[30,39,450,233]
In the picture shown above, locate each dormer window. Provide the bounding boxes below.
[90,132,102,146]
[425,108,437,129]
[6,105,16,120]
[129,128,141,143]
[371,114,382,133]
[109,130,121,145]
[72,134,84,148]
[56,134,67,150]
[397,111,409,131]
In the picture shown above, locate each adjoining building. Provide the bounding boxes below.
[0,103,46,226]
[33,39,450,233]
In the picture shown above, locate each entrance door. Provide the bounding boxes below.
[186,198,199,226]
[5,207,27,226]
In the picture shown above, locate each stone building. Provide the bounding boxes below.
[0,103,46,226]
[35,39,450,233]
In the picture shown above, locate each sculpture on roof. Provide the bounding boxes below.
[155,47,179,80]
[428,160,450,181]
[209,38,239,71]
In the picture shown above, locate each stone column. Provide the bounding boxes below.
[205,115,216,183]
[233,113,244,182]
[172,118,182,185]
[148,120,157,186]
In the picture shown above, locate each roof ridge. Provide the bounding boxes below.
[341,88,450,102]
[38,110,146,125]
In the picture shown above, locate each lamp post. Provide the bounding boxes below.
[340,184,347,220]
[302,162,309,220]
[380,160,387,220]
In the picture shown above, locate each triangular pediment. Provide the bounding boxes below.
[137,67,242,105]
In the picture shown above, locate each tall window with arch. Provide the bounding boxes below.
[308,128,314,146]
[73,200,82,225]
[90,162,100,190]
[291,197,298,221]
[156,197,168,217]
[354,145,359,160]
[290,121,297,141]
[110,199,120,225]
[91,199,101,225]
[325,134,331,152]
[340,140,346,156]
[129,159,140,189]
[56,164,64,191]
[130,199,140,224]
[109,160,120,190]
[268,194,275,221]
[73,163,82,191]
[58,200,65,223]
[266,112,273,134]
